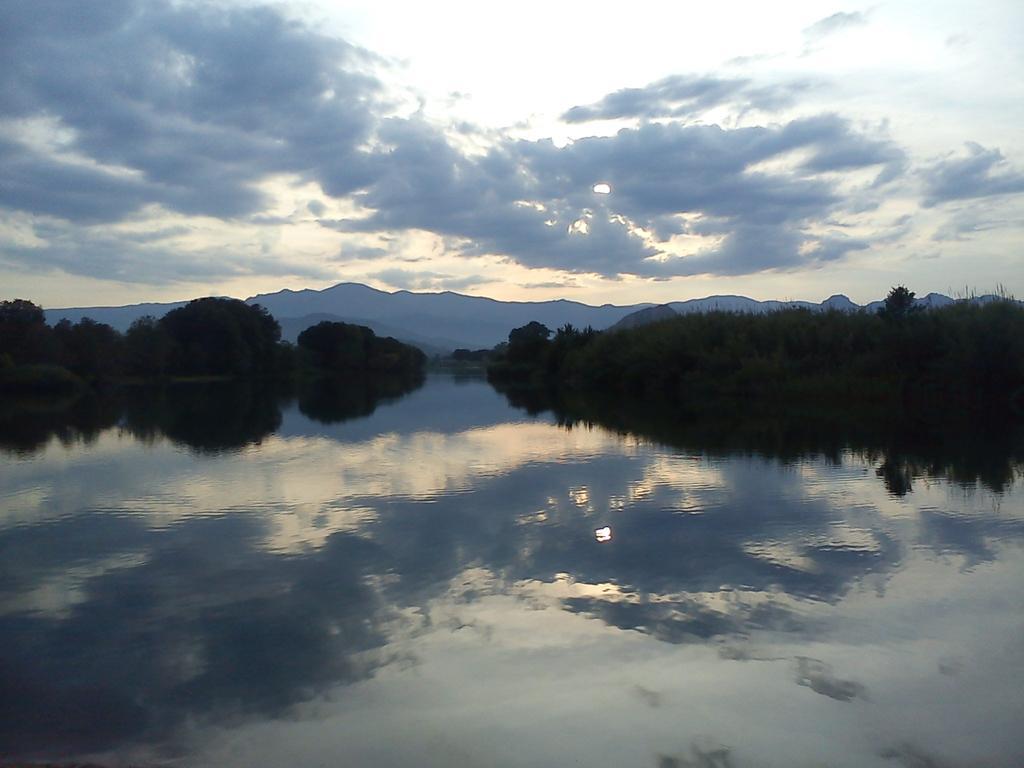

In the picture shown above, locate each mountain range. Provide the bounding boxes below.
[43,283,1008,354]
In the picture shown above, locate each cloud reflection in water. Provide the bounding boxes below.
[0,375,1022,765]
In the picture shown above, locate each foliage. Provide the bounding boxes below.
[488,298,1024,416]
[124,316,172,378]
[0,295,434,395]
[451,348,492,363]
[160,297,283,377]
[880,285,919,321]
[488,322,595,383]
[506,320,552,364]
[54,317,124,380]
[297,320,426,376]
[0,299,59,366]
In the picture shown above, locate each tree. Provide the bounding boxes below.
[0,299,57,365]
[297,321,425,376]
[0,299,45,326]
[124,316,172,377]
[159,297,283,376]
[881,286,917,321]
[53,317,123,380]
[298,321,374,372]
[506,321,551,365]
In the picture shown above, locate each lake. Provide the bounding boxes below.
[1,374,1023,767]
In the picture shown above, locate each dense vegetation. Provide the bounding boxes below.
[488,288,1024,417]
[297,320,426,377]
[0,297,425,393]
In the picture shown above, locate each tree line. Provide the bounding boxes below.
[487,287,1024,416]
[0,297,425,393]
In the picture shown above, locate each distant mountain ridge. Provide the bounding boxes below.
[43,284,1015,354]
[608,304,678,332]
[606,292,979,331]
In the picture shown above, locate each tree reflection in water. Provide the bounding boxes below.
[0,374,424,456]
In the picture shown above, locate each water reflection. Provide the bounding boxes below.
[0,373,424,456]
[297,373,425,425]
[493,381,1024,495]
[0,391,121,455]
[0,375,1022,766]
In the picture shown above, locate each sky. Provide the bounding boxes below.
[1,0,1022,309]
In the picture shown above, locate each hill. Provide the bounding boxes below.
[44,284,1018,354]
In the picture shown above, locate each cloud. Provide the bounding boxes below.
[663,224,871,277]
[435,274,495,291]
[0,0,383,224]
[790,116,907,184]
[803,11,868,41]
[880,742,966,768]
[369,268,494,291]
[931,205,1022,242]
[0,1,910,284]
[0,219,332,284]
[334,113,903,279]
[560,74,812,123]
[339,244,390,261]
[922,143,1024,207]
[795,657,867,702]
[658,742,736,768]
[519,280,579,290]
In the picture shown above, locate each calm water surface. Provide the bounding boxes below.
[1,374,1022,767]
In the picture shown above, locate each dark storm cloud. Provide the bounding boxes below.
[1,0,908,282]
[561,74,812,123]
[922,143,1024,207]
